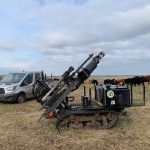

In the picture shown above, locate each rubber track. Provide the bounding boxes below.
[56,108,117,130]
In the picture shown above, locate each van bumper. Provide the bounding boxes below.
[0,93,18,102]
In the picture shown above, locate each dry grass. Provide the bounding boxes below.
[0,79,150,150]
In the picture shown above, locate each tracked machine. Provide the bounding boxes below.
[34,52,146,131]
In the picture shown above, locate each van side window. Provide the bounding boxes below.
[35,73,41,81]
[22,74,33,86]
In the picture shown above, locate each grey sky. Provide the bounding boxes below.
[0,0,150,75]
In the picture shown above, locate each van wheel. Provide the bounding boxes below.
[17,94,26,104]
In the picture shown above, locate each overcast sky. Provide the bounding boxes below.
[0,0,150,75]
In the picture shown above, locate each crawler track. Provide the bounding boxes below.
[56,109,118,131]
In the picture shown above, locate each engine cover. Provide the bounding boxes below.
[96,85,130,108]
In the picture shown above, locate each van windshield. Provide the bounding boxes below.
[0,73,26,83]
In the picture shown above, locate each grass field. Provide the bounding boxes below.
[0,80,150,150]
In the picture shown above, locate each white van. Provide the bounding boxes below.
[0,71,43,103]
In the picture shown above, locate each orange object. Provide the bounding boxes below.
[48,111,54,117]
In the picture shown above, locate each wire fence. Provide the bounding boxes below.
[127,83,150,106]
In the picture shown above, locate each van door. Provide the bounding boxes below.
[20,73,34,98]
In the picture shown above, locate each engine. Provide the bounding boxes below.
[96,85,130,108]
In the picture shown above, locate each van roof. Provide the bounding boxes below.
[9,71,42,74]
[25,71,42,73]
